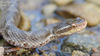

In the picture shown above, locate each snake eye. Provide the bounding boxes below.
[72,23,76,27]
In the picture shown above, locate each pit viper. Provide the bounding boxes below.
[0,0,87,48]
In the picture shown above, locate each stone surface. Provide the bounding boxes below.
[32,53,40,56]
[43,52,56,56]
[50,0,73,6]
[42,4,57,16]
[20,0,47,10]
[72,51,89,56]
[42,18,61,25]
[18,11,31,31]
[61,32,99,53]
[5,48,34,56]
[57,3,100,26]
[0,47,4,56]
[86,0,100,6]
[2,0,100,56]
[91,48,100,56]
[61,24,100,53]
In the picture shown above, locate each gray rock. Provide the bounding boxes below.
[42,4,57,17]
[72,51,89,56]
[0,47,4,56]
[61,33,99,53]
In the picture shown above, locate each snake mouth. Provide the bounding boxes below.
[66,20,87,34]
[55,19,87,36]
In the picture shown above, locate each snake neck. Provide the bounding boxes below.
[1,0,87,48]
[2,2,57,48]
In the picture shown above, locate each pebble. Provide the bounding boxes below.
[43,52,56,56]
[18,11,31,31]
[57,3,100,26]
[50,0,73,6]
[91,48,100,56]
[42,18,61,25]
[86,0,100,6]
[61,33,99,53]
[33,53,40,56]
[42,4,57,16]
[0,47,4,56]
[72,51,89,56]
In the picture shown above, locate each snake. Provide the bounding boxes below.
[0,0,87,48]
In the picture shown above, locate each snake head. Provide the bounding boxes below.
[52,17,87,37]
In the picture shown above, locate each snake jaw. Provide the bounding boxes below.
[2,1,87,48]
[53,18,87,37]
[61,20,87,35]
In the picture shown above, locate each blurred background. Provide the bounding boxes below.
[1,0,100,56]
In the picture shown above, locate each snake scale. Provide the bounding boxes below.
[0,0,87,48]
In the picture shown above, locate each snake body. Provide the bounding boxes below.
[0,0,87,48]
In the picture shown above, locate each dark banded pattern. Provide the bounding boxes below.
[0,0,87,48]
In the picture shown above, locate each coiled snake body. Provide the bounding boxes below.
[0,0,87,48]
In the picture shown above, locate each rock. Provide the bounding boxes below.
[57,3,100,26]
[42,18,61,25]
[35,39,61,56]
[0,47,4,56]
[28,14,36,21]
[61,24,100,53]
[42,4,57,16]
[91,48,100,56]
[33,53,40,56]
[86,0,100,6]
[36,46,50,53]
[5,47,34,56]
[61,33,99,53]
[18,11,31,31]
[34,21,45,31]
[50,0,73,6]
[86,24,100,44]
[98,46,100,51]
[43,53,49,56]
[55,51,67,56]
[0,39,34,56]
[0,39,9,46]
[51,45,58,51]
[72,51,89,56]
[49,52,56,56]
[43,52,56,56]
[16,48,31,55]
[35,46,56,56]
[91,53,100,56]
[20,0,47,10]
[87,24,100,34]
[73,0,85,4]
[92,48,99,53]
